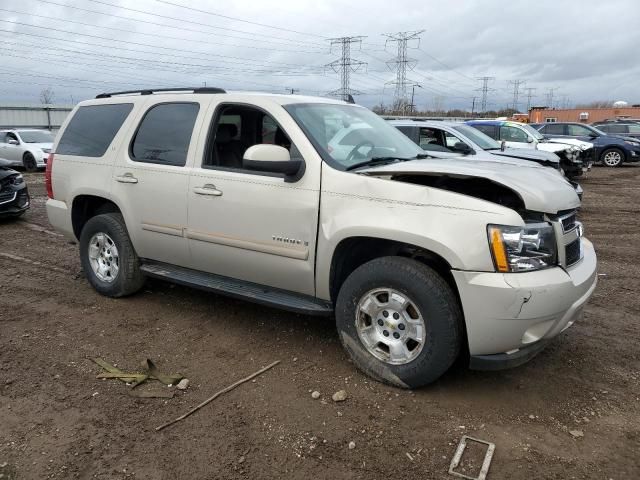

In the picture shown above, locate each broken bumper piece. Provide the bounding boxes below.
[452,238,597,367]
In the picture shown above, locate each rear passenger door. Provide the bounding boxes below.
[111,99,207,267]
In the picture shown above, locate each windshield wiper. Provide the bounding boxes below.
[345,157,404,171]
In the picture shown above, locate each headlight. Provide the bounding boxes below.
[487,223,557,272]
[624,140,640,147]
[9,174,24,185]
[41,148,51,153]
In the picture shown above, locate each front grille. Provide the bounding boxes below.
[560,212,577,232]
[565,238,582,266]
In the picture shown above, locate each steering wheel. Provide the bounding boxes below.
[346,141,375,163]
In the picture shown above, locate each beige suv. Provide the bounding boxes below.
[46,88,597,388]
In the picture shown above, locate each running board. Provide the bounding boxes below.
[140,261,333,316]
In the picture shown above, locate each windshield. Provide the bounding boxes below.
[19,130,54,143]
[452,125,501,150]
[519,123,545,141]
[284,103,424,169]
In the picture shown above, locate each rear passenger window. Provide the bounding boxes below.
[131,103,199,166]
[57,104,133,157]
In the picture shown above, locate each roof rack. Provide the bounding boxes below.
[95,87,226,99]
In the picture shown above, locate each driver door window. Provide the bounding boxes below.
[203,104,297,172]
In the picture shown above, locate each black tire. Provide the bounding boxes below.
[600,147,625,167]
[23,152,38,172]
[335,256,462,389]
[79,213,145,297]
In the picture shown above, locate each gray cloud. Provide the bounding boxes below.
[0,0,638,110]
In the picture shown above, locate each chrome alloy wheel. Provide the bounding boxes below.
[603,150,622,166]
[355,288,426,365]
[88,232,120,283]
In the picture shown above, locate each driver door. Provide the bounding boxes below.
[185,101,321,296]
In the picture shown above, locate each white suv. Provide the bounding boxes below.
[46,88,597,388]
[0,129,54,171]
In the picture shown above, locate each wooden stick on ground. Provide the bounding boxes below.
[155,360,281,432]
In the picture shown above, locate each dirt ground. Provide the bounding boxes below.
[1,166,638,480]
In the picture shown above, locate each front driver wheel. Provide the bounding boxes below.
[79,213,145,297]
[336,256,462,388]
[23,153,38,172]
[600,147,624,167]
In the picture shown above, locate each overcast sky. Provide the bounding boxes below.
[1,0,639,110]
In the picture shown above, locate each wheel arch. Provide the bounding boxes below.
[71,194,123,240]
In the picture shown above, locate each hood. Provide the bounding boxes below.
[26,142,53,151]
[358,158,580,214]
[544,138,593,150]
[491,147,560,167]
[0,164,20,180]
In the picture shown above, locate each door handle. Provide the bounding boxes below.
[193,184,223,196]
[115,173,138,184]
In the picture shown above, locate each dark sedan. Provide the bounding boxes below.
[0,161,30,218]
[531,122,640,167]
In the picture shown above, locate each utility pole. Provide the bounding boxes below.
[471,96,477,116]
[383,30,424,114]
[475,76,495,114]
[545,87,560,108]
[325,36,367,101]
[410,84,422,114]
[508,79,525,112]
[524,87,536,112]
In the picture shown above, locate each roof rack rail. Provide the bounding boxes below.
[95,87,226,99]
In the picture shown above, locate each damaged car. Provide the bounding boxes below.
[466,120,594,179]
[46,89,597,388]
[0,159,30,218]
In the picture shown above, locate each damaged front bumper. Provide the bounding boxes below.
[451,238,597,370]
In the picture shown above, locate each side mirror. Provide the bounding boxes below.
[7,139,19,145]
[243,144,304,182]
[589,132,598,138]
[527,136,534,143]
[452,142,473,155]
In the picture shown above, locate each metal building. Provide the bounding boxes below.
[0,105,73,132]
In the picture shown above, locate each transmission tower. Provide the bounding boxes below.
[475,76,495,113]
[524,87,536,111]
[508,79,525,112]
[545,87,560,108]
[325,36,367,101]
[383,30,424,113]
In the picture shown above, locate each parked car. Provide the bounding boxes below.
[0,129,55,171]
[466,120,593,178]
[390,119,584,199]
[46,87,597,388]
[590,121,640,140]
[531,122,640,167]
[0,159,30,217]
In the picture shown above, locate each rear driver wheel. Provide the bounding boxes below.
[79,213,145,297]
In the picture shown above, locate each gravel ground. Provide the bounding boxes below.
[1,167,638,479]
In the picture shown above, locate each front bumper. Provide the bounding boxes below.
[452,238,597,367]
[627,147,640,162]
[0,186,30,216]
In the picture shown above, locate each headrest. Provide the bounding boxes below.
[216,123,238,143]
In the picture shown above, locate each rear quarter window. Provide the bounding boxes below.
[56,104,133,157]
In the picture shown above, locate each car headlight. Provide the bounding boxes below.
[9,174,24,185]
[41,148,51,154]
[624,140,640,147]
[487,223,557,272]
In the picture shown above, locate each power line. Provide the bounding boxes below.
[508,79,526,112]
[545,87,560,108]
[325,36,367,101]
[476,76,495,113]
[151,0,327,38]
[383,30,424,113]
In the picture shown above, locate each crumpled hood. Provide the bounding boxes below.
[543,138,593,150]
[491,147,560,166]
[359,158,580,214]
